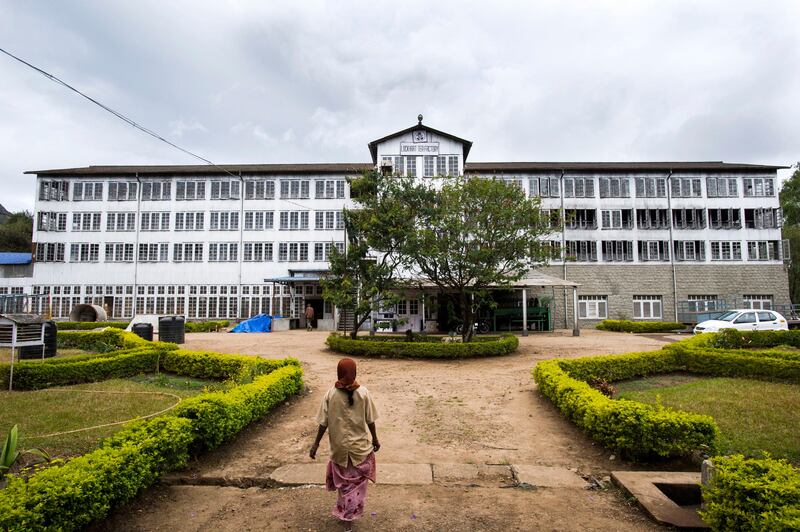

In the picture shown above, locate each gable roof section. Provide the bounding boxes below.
[368,122,473,164]
[26,163,373,177]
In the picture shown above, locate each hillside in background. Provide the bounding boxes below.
[0,203,10,224]
[0,208,33,252]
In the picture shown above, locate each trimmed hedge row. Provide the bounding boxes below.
[0,417,193,531]
[596,319,686,333]
[0,331,303,531]
[55,321,129,331]
[56,320,230,333]
[326,333,519,358]
[701,455,800,531]
[355,334,503,343]
[533,354,718,459]
[57,329,151,352]
[533,332,800,459]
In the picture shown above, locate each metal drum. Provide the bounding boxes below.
[131,322,154,341]
[158,316,185,344]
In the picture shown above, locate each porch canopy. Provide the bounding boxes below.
[408,269,582,336]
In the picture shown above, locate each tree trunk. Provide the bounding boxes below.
[351,311,371,339]
[460,291,474,343]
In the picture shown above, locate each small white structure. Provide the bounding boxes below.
[0,314,45,390]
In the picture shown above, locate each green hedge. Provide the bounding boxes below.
[57,329,151,352]
[596,319,686,333]
[533,332,800,459]
[173,364,303,451]
[55,321,129,331]
[533,355,718,459]
[0,331,303,531]
[184,320,230,333]
[326,333,519,358]
[701,455,800,531]
[354,334,502,343]
[0,416,193,531]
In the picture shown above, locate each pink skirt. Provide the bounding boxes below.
[325,452,376,521]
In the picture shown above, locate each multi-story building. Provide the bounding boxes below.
[4,118,791,329]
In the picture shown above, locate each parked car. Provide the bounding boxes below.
[693,309,788,333]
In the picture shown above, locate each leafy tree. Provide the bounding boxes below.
[401,176,553,341]
[780,163,800,303]
[321,171,429,338]
[0,211,33,252]
[779,163,800,226]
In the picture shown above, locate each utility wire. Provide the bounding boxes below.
[0,46,315,211]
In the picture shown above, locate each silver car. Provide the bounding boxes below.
[693,309,788,333]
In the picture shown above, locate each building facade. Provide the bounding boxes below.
[2,119,791,328]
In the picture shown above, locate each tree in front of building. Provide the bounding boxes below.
[401,176,553,341]
[780,162,800,303]
[321,171,429,339]
[0,211,33,252]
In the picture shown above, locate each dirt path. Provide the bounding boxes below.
[100,329,678,531]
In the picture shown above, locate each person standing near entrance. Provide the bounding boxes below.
[310,358,380,526]
[305,304,315,331]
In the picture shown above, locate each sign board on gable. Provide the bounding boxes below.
[400,142,439,154]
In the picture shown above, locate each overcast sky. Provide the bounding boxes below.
[1,1,799,211]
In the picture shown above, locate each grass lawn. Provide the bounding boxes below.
[0,374,213,460]
[0,347,91,363]
[617,375,800,463]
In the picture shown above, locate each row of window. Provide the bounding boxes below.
[579,294,775,320]
[380,155,460,178]
[554,207,782,231]
[37,210,345,232]
[39,178,347,202]
[560,239,786,262]
[35,241,345,263]
[512,176,775,199]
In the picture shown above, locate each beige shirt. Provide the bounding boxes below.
[315,385,379,467]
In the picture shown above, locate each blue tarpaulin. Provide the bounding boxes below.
[231,314,279,333]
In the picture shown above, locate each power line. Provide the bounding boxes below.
[0,46,313,211]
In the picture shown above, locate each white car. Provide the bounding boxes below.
[693,309,788,333]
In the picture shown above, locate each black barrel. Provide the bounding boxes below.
[19,321,57,359]
[132,322,154,341]
[158,316,185,344]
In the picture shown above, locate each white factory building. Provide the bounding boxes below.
[0,118,791,330]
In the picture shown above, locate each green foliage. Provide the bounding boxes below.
[711,329,800,350]
[0,416,193,531]
[0,330,304,530]
[327,333,518,358]
[701,455,800,531]
[184,321,230,333]
[57,329,151,352]
[533,356,718,460]
[0,211,32,253]
[172,365,303,451]
[55,322,129,331]
[595,319,686,333]
[0,425,48,476]
[779,162,800,226]
[783,225,800,304]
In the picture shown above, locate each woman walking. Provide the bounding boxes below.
[310,358,380,527]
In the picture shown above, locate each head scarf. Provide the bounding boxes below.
[335,358,360,392]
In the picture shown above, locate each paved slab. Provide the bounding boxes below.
[433,463,512,483]
[511,465,589,488]
[611,471,708,529]
[269,462,433,486]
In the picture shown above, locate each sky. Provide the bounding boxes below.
[1,0,799,212]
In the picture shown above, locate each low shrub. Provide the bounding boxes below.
[57,329,149,352]
[184,320,230,333]
[0,416,193,531]
[355,334,503,343]
[596,319,686,333]
[326,333,518,358]
[711,328,800,350]
[162,349,299,382]
[55,321,129,331]
[701,455,800,531]
[533,357,718,459]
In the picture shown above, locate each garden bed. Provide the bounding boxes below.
[595,319,686,333]
[327,333,518,358]
[0,328,302,531]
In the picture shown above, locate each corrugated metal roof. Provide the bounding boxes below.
[0,253,32,265]
[26,160,787,177]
